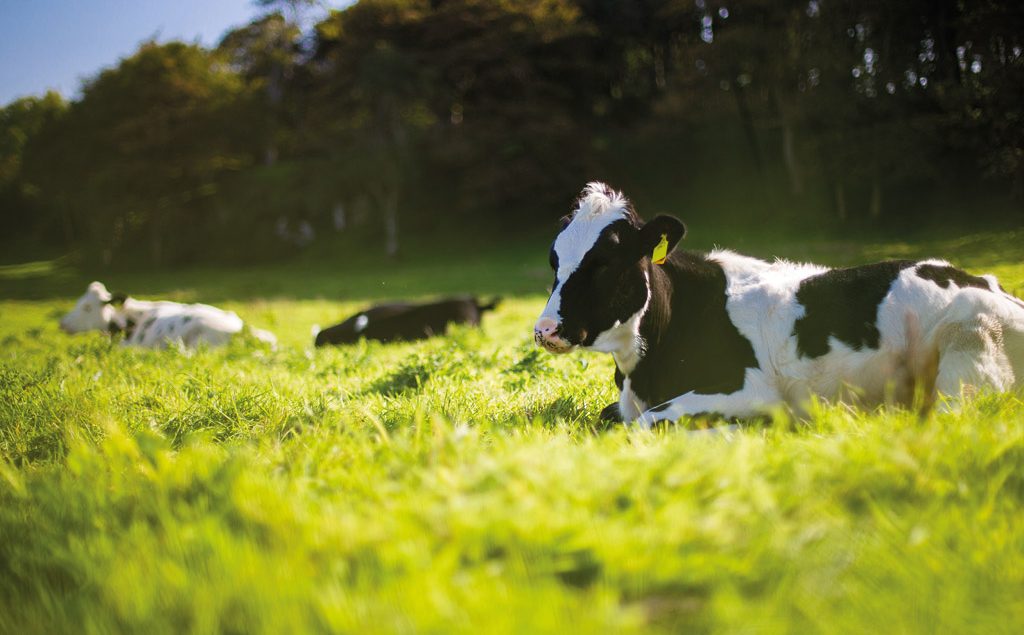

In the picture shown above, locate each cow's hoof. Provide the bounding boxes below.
[599,402,623,423]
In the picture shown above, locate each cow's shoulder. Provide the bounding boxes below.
[631,252,759,403]
[703,251,825,348]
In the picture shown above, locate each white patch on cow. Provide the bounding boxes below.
[354,314,370,333]
[618,377,648,423]
[636,368,779,426]
[710,249,827,379]
[539,182,632,323]
[59,281,118,333]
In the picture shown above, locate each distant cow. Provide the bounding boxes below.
[314,296,500,346]
[534,182,1024,426]
[59,281,277,349]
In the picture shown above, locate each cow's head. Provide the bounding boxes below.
[59,281,126,334]
[534,183,685,353]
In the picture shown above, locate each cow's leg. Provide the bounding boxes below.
[933,315,1016,404]
[634,370,780,428]
[1008,320,1024,391]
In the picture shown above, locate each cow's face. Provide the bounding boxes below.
[59,282,119,333]
[534,183,685,353]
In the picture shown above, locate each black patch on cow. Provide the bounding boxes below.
[793,260,915,358]
[105,292,127,306]
[915,264,991,291]
[182,316,193,323]
[626,252,759,406]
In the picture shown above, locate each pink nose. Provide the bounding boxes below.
[535,317,558,337]
[534,317,568,350]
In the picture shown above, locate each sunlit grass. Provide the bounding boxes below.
[1,233,1023,633]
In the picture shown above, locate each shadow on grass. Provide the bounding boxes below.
[362,359,435,397]
[5,228,1024,302]
[0,237,553,302]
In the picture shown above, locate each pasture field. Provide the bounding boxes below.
[2,229,1024,634]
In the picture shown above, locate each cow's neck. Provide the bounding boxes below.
[120,297,153,320]
[597,314,645,376]
[105,297,146,339]
[590,262,666,377]
[615,252,716,378]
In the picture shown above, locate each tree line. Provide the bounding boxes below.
[2,0,1022,265]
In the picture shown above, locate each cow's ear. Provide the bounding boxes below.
[105,293,127,306]
[638,215,686,262]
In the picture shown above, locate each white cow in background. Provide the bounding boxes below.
[59,281,277,349]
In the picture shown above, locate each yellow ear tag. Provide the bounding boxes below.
[652,233,669,265]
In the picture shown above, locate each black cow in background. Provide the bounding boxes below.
[315,296,501,346]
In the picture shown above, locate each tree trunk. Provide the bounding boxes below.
[781,122,803,195]
[61,204,75,247]
[264,62,285,166]
[870,174,883,218]
[731,80,763,174]
[836,182,847,221]
[383,188,399,259]
[370,181,400,259]
[151,221,163,266]
[1012,162,1024,205]
[332,201,347,231]
[775,91,803,195]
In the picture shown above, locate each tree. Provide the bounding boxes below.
[0,92,67,241]
[21,42,251,265]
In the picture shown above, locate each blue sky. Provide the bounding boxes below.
[0,1,274,104]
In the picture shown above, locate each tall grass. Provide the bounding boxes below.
[1,234,1023,633]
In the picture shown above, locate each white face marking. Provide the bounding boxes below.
[60,281,116,333]
[539,183,631,324]
[354,314,369,333]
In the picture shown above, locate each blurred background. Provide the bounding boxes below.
[1,0,1023,269]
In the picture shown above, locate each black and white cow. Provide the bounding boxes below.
[315,296,501,346]
[59,281,277,349]
[535,182,1024,426]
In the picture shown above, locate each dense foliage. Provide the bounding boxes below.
[2,0,1023,265]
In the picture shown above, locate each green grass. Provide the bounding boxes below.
[2,231,1024,633]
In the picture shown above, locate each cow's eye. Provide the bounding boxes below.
[83,306,91,313]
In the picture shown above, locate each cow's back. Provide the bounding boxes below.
[717,254,1024,406]
[127,302,243,349]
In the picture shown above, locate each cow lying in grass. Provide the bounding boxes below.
[315,296,501,346]
[534,182,1024,426]
[60,281,277,349]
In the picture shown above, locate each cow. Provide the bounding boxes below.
[314,296,501,346]
[534,182,1024,426]
[59,281,277,349]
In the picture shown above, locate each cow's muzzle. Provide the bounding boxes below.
[534,317,573,354]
